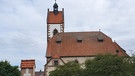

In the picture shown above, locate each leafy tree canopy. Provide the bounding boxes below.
[85,54,127,76]
[49,54,135,76]
[0,60,20,76]
[49,61,83,76]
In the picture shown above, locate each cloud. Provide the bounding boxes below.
[58,0,135,57]
[0,0,135,71]
[0,0,46,70]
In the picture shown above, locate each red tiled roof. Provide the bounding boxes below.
[52,54,60,59]
[20,60,35,69]
[46,31,128,57]
[47,11,64,24]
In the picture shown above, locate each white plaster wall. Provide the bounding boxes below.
[46,67,55,76]
[24,69,31,76]
[33,67,35,76]
[61,57,94,64]
[48,24,61,38]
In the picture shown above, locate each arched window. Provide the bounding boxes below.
[53,29,58,36]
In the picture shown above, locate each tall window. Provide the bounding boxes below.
[53,29,58,36]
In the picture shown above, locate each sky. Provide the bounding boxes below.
[0,0,135,71]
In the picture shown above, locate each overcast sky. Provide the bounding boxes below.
[0,0,135,71]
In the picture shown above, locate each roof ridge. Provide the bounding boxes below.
[63,31,101,33]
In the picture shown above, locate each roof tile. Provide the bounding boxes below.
[20,60,35,69]
[46,32,128,57]
[47,11,64,24]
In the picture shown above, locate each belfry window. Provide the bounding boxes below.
[53,29,58,36]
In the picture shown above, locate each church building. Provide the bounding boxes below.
[44,2,128,76]
[20,1,128,76]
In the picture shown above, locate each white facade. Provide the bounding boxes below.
[48,24,63,38]
[24,69,31,76]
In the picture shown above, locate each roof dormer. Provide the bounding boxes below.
[76,36,82,43]
[97,36,104,42]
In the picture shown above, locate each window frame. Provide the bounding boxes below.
[53,60,59,66]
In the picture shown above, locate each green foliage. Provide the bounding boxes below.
[129,56,135,76]
[85,54,125,76]
[85,54,135,76]
[49,54,135,76]
[49,61,83,76]
[0,60,20,76]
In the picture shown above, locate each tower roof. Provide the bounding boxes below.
[47,10,64,24]
[47,1,64,24]
[53,2,58,8]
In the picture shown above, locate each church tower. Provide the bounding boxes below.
[47,2,64,40]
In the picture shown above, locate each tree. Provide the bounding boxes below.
[49,54,135,76]
[49,61,83,76]
[128,55,135,76]
[0,60,20,76]
[84,54,133,76]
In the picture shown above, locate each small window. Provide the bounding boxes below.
[75,59,79,63]
[77,37,82,43]
[116,50,119,54]
[56,41,61,44]
[54,60,58,65]
[77,40,82,43]
[97,36,104,42]
[56,37,61,44]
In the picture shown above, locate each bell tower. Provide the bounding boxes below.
[47,1,64,40]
